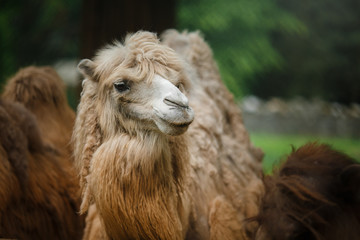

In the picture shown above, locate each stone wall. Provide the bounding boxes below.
[240,96,360,138]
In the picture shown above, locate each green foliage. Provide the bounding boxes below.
[0,0,81,88]
[176,0,305,98]
[250,0,360,104]
[250,132,360,174]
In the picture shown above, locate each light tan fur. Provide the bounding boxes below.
[74,30,263,240]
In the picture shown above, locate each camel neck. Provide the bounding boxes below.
[90,131,188,239]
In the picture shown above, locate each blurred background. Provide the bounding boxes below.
[1,0,359,172]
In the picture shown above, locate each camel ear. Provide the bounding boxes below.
[78,59,96,81]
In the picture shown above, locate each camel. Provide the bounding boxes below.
[74,30,264,240]
[0,66,84,239]
[2,66,75,164]
[253,143,360,240]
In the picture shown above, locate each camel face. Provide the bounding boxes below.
[110,72,194,136]
[77,31,195,136]
[150,74,194,135]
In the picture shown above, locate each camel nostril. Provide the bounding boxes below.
[164,97,189,109]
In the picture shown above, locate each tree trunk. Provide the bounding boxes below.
[80,0,176,59]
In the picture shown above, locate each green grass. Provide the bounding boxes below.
[249,132,360,174]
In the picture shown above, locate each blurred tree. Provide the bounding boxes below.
[177,0,305,98]
[2,0,358,104]
[250,0,360,104]
[0,0,81,87]
[0,0,175,106]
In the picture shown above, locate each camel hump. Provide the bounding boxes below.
[161,30,212,65]
[2,66,75,153]
[161,30,219,81]
[2,66,67,110]
[0,99,44,189]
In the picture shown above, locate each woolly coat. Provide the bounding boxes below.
[0,66,84,239]
[74,30,264,240]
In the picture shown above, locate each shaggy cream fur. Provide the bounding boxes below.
[74,30,263,240]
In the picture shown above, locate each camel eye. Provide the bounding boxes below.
[114,81,130,93]
[176,83,182,89]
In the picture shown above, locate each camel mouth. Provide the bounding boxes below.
[153,106,194,135]
[155,117,192,136]
[156,114,193,128]
[161,117,193,131]
[168,121,192,128]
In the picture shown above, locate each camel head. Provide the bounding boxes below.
[78,31,194,137]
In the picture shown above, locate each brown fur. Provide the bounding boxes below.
[74,31,263,240]
[163,30,265,237]
[254,143,360,240]
[2,66,75,164]
[0,66,83,239]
